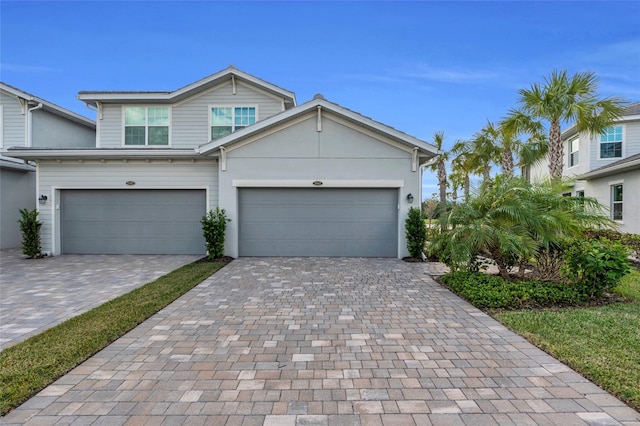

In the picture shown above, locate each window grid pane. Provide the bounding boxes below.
[148,127,169,145]
[125,126,146,145]
[612,184,623,220]
[125,107,146,126]
[211,126,232,140]
[211,108,232,126]
[148,107,169,126]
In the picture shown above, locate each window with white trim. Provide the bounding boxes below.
[568,137,579,167]
[210,106,256,140]
[600,126,622,159]
[124,106,169,146]
[611,184,623,221]
[0,105,3,148]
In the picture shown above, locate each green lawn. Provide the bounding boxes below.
[0,260,225,416]
[494,268,640,411]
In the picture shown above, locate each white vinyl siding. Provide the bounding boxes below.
[97,81,286,149]
[36,159,219,254]
[0,91,26,148]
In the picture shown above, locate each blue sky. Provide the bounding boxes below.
[2,1,639,197]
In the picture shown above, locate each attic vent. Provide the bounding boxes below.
[313,93,325,100]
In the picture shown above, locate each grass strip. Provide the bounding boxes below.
[496,302,640,411]
[0,260,223,416]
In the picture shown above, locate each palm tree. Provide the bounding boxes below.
[467,128,500,183]
[501,112,548,181]
[450,144,478,200]
[511,70,625,180]
[427,131,449,206]
[429,175,613,279]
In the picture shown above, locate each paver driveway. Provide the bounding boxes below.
[3,258,639,425]
[0,249,200,350]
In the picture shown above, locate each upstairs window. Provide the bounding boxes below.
[600,126,622,159]
[611,184,623,221]
[124,107,169,146]
[569,137,579,167]
[211,106,256,140]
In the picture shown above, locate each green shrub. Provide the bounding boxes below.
[405,206,427,259]
[201,208,229,259]
[17,208,43,259]
[441,271,587,310]
[563,239,631,298]
[584,229,640,258]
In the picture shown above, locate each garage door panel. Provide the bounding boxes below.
[239,188,398,257]
[62,189,206,255]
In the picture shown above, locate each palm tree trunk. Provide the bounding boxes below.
[502,147,514,176]
[548,120,563,180]
[464,175,470,199]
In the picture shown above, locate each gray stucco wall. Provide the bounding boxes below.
[219,113,422,258]
[32,109,95,148]
[585,169,640,235]
[0,167,35,249]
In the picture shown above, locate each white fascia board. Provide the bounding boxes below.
[0,157,35,171]
[2,83,95,128]
[6,148,206,160]
[581,159,640,180]
[78,68,296,107]
[197,98,437,156]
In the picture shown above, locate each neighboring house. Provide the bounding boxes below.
[529,102,640,234]
[0,83,96,249]
[9,66,438,258]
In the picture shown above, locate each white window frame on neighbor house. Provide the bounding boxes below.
[610,182,623,221]
[122,106,171,147]
[568,137,579,168]
[209,105,257,141]
[599,125,624,160]
[0,105,3,149]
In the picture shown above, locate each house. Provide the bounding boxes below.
[529,102,640,234]
[8,66,438,257]
[0,83,96,249]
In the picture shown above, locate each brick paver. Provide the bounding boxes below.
[2,258,639,425]
[0,248,201,350]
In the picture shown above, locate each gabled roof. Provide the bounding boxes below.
[0,82,96,128]
[77,65,296,107]
[580,153,640,180]
[197,94,438,158]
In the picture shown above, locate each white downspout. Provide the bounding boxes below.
[26,103,43,147]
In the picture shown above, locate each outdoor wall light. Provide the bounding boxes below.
[406,193,414,204]
[38,195,48,204]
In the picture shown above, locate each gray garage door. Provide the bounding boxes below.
[62,189,206,254]
[239,188,398,257]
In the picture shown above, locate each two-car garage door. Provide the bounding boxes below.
[61,188,399,257]
[238,188,398,257]
[62,189,206,254]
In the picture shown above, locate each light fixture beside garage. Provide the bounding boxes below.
[406,193,414,204]
[38,195,48,204]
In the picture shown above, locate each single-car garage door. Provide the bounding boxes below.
[239,188,398,257]
[62,189,206,254]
